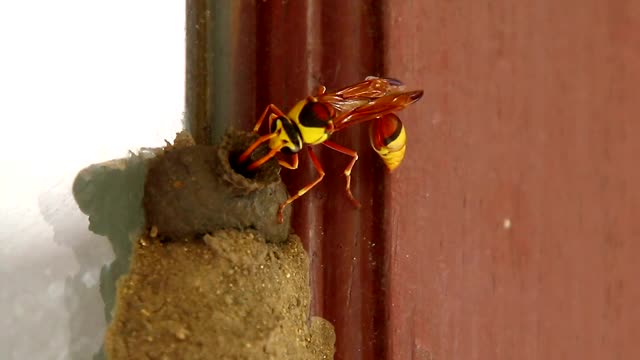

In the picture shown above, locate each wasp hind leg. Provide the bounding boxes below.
[277,147,324,223]
[322,140,361,208]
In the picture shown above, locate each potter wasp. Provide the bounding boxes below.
[236,76,423,223]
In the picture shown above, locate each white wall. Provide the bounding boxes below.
[0,2,185,358]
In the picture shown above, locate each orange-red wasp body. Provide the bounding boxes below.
[237,76,423,223]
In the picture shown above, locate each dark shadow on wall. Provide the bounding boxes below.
[37,185,110,359]
[51,153,149,360]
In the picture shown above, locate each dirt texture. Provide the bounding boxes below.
[143,130,291,244]
[103,131,334,359]
[104,229,335,359]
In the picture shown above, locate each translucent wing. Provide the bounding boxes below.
[315,77,408,114]
[332,90,423,131]
[333,76,405,98]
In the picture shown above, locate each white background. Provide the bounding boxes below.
[0,2,185,358]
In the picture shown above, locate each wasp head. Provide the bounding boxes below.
[270,116,303,153]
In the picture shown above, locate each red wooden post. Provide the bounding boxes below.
[385,1,640,359]
[189,1,640,358]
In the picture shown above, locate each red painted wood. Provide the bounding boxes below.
[189,2,388,358]
[254,2,387,359]
[189,1,640,359]
[385,1,640,359]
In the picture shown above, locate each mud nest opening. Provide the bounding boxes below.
[222,130,279,183]
[143,130,291,243]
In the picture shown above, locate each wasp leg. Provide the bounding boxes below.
[253,104,287,132]
[236,132,277,165]
[278,153,299,170]
[245,145,282,171]
[276,147,324,223]
[322,140,361,208]
[237,104,288,167]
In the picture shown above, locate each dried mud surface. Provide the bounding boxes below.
[143,130,292,244]
[102,131,334,359]
[105,229,334,359]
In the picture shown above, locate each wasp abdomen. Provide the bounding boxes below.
[369,114,407,171]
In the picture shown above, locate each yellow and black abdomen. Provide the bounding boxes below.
[288,100,333,145]
[369,114,407,171]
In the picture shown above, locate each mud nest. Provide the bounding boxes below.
[143,130,292,243]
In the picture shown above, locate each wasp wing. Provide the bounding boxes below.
[333,77,405,98]
[332,90,423,132]
[316,77,408,114]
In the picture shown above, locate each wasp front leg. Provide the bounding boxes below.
[322,140,361,208]
[276,147,324,223]
[237,104,288,165]
[245,145,299,172]
[253,104,287,133]
[278,153,299,170]
[237,132,277,165]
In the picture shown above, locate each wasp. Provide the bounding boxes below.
[236,76,423,223]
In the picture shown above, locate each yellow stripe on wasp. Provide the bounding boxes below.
[236,76,423,223]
